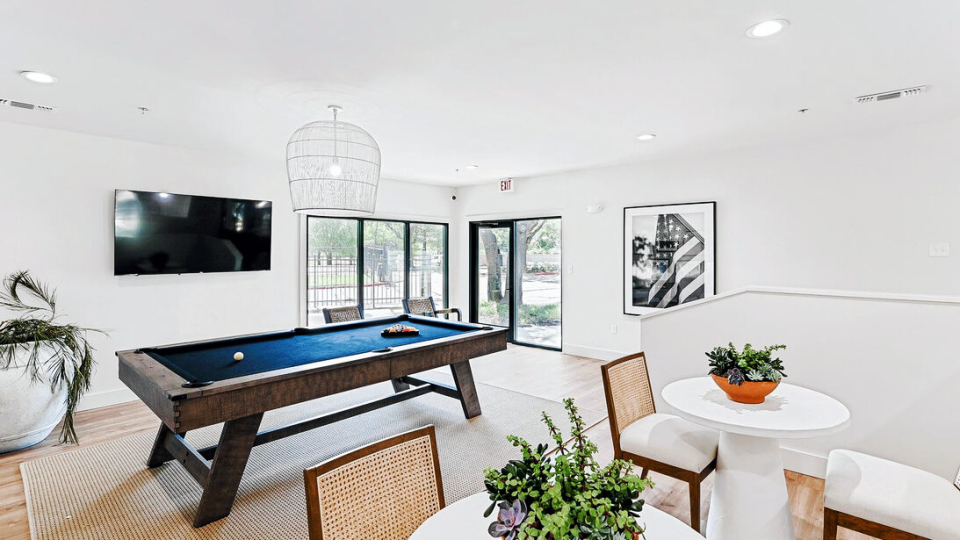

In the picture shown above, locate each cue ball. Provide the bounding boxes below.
[233,352,244,361]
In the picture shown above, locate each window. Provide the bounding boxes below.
[410,223,447,310]
[306,218,359,317]
[306,217,448,325]
[363,220,406,318]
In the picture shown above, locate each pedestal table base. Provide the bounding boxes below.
[707,432,795,540]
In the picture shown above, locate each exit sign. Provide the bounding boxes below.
[499,178,514,193]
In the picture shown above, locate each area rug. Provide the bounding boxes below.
[21,381,603,540]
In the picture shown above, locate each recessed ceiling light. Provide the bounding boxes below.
[464,165,479,170]
[20,71,58,84]
[636,134,657,141]
[746,19,789,38]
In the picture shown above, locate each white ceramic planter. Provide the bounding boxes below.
[0,343,67,453]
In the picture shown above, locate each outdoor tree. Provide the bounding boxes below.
[479,220,560,305]
[480,228,504,302]
[309,219,357,263]
[514,220,546,304]
[363,221,404,283]
[527,220,561,255]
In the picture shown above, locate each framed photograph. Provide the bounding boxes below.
[623,202,716,315]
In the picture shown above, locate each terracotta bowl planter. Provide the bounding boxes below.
[711,374,779,404]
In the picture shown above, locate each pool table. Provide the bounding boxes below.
[117,314,507,527]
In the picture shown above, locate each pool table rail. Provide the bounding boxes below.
[118,321,506,433]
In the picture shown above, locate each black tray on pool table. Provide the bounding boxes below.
[381,328,420,337]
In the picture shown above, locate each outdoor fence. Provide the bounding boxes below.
[307,247,443,314]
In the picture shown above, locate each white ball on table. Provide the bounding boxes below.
[233,352,244,361]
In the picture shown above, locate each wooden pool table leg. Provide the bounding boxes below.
[450,360,482,419]
[193,413,264,527]
[147,424,180,468]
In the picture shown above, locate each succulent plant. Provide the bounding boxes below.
[707,342,786,386]
[488,500,527,540]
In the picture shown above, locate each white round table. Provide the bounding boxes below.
[410,492,705,539]
[661,377,850,540]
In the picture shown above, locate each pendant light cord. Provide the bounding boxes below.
[332,107,339,165]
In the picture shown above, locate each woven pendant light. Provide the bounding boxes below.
[286,105,381,214]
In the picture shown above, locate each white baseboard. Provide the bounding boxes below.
[562,344,628,362]
[781,445,828,479]
[77,387,139,412]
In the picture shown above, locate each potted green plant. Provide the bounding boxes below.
[483,398,653,540]
[0,271,100,452]
[706,342,787,404]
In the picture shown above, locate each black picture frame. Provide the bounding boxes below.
[623,201,716,315]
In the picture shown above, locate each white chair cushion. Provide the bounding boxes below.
[618,413,719,473]
[825,449,960,540]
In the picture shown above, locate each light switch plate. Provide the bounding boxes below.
[929,242,950,257]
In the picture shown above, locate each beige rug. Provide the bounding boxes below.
[21,381,603,540]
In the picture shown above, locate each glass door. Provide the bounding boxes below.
[515,218,562,349]
[470,218,562,350]
[473,223,512,328]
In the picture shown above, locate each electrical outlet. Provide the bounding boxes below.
[568,265,575,274]
[929,242,950,257]
[611,324,618,334]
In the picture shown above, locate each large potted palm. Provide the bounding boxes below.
[0,271,99,452]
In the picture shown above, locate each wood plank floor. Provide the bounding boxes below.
[0,345,871,539]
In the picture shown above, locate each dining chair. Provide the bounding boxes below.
[303,425,445,540]
[403,296,462,321]
[600,352,720,532]
[321,305,363,324]
[823,449,960,540]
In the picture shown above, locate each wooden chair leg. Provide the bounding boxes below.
[640,468,649,480]
[823,508,839,540]
[689,478,701,533]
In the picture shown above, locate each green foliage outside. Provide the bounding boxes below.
[479,300,507,322]
[527,220,561,255]
[526,263,560,274]
[308,218,358,258]
[307,274,358,287]
[483,398,652,539]
[410,223,446,255]
[480,302,561,327]
[520,304,561,326]
[706,342,787,386]
[308,218,446,258]
[363,220,405,250]
[0,271,102,444]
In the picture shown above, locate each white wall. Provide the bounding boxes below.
[0,122,453,410]
[640,288,960,480]
[451,117,960,359]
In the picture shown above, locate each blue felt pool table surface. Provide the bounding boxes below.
[141,315,482,384]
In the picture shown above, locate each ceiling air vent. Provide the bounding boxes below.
[0,98,57,112]
[855,85,927,104]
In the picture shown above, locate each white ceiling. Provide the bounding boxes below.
[2,1,959,186]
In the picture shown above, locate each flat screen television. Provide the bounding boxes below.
[114,190,272,276]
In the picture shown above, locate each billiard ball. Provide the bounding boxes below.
[233,352,244,361]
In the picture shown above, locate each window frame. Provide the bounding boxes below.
[303,216,449,323]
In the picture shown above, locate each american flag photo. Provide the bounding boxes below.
[623,202,715,315]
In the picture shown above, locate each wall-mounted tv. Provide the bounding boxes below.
[114,190,272,276]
